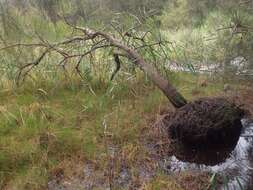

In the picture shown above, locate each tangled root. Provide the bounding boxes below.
[164,97,244,149]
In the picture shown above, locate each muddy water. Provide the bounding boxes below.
[160,119,253,190]
[48,119,253,190]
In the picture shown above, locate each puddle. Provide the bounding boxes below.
[48,147,155,190]
[48,119,253,190]
[160,119,253,190]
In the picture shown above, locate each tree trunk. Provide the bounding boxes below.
[122,48,188,108]
[81,28,188,108]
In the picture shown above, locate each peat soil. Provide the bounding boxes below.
[48,119,253,190]
[165,97,244,149]
[161,118,253,190]
[48,90,253,190]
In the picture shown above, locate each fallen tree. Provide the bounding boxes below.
[0,21,244,149]
[1,22,187,108]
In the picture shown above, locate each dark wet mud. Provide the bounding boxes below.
[166,97,244,149]
[48,119,253,190]
[160,119,253,190]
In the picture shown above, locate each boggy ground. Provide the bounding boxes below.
[0,74,252,190]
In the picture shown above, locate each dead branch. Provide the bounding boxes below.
[1,22,188,108]
[111,54,121,81]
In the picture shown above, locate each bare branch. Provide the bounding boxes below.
[4,18,187,108]
[16,49,49,84]
[75,55,86,80]
[111,54,121,81]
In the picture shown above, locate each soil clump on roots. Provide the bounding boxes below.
[164,97,244,150]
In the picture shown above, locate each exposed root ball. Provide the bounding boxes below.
[164,97,244,149]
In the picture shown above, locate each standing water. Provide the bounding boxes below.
[48,119,253,190]
[161,119,253,190]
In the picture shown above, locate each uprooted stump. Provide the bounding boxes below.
[164,97,244,149]
[170,142,238,165]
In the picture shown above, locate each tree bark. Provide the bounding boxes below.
[78,27,187,108]
[124,47,188,108]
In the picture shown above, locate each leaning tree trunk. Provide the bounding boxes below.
[78,27,188,108]
[2,24,187,109]
[115,46,188,108]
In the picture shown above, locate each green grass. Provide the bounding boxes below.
[0,73,223,190]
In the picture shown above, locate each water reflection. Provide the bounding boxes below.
[166,119,253,190]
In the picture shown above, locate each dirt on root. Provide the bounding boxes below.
[163,97,244,149]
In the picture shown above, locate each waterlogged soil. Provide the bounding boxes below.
[48,118,253,190]
[48,149,156,190]
[162,119,253,190]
